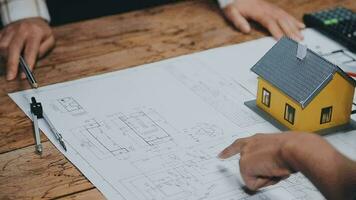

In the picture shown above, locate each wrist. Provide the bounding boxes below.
[281,132,354,199]
[338,155,356,199]
[280,135,297,172]
[280,132,315,172]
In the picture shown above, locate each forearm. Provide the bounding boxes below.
[282,133,356,200]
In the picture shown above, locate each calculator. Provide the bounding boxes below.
[303,7,356,53]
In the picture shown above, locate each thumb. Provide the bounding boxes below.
[245,177,270,191]
[224,5,251,33]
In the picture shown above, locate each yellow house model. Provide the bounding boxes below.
[248,37,356,133]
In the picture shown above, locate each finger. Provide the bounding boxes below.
[280,174,290,180]
[224,6,251,33]
[246,177,270,191]
[289,17,306,40]
[290,16,306,29]
[285,16,304,40]
[38,35,55,58]
[259,18,284,40]
[22,35,41,79]
[219,138,247,159]
[258,178,280,188]
[254,176,289,189]
[6,34,26,80]
[298,21,306,29]
[292,18,306,29]
[0,30,15,57]
[267,21,284,40]
[277,18,301,41]
[278,9,306,30]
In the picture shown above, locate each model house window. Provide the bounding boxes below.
[284,104,295,124]
[262,88,271,107]
[320,106,332,124]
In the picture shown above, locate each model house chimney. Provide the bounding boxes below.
[297,43,307,60]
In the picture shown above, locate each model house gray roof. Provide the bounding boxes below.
[251,37,356,108]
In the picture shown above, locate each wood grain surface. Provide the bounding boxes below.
[1,0,355,199]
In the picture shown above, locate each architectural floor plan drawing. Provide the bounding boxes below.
[72,118,131,160]
[55,97,87,116]
[9,29,356,200]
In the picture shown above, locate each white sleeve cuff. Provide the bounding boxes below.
[217,0,235,8]
[0,0,51,26]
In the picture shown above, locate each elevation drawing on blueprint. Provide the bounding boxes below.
[9,29,356,200]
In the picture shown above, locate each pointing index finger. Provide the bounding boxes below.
[218,138,247,159]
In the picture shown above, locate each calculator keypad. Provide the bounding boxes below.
[304,7,356,52]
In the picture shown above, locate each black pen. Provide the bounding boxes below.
[19,56,38,88]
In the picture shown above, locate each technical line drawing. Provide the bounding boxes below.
[72,108,179,160]
[166,63,265,128]
[72,118,132,160]
[120,153,233,200]
[55,97,87,116]
[183,123,224,143]
[108,108,175,147]
[118,147,322,200]
[117,112,171,145]
[279,173,322,200]
[114,136,321,200]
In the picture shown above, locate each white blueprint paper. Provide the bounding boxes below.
[9,29,356,200]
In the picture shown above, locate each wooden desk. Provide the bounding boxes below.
[0,0,355,199]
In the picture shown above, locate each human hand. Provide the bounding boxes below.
[222,0,305,41]
[219,132,356,199]
[0,17,55,80]
[218,132,300,191]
